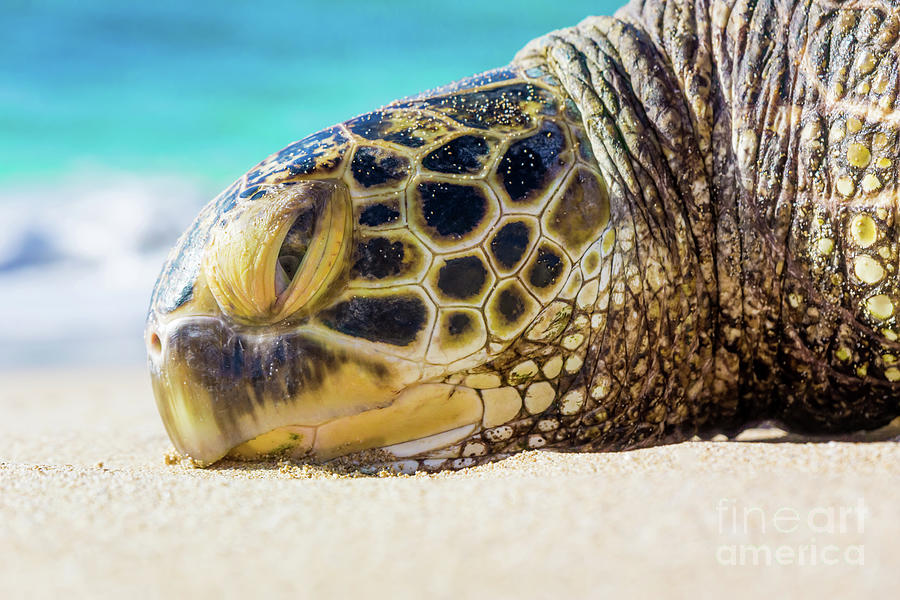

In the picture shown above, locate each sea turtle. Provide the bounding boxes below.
[147,0,900,469]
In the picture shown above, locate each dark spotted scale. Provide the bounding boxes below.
[495,288,526,324]
[351,238,406,280]
[321,295,426,346]
[423,135,491,174]
[350,146,410,189]
[528,247,563,288]
[490,221,531,270]
[358,203,400,227]
[447,312,472,336]
[437,256,488,299]
[496,121,567,203]
[416,181,487,238]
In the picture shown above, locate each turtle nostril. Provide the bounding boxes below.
[148,331,163,357]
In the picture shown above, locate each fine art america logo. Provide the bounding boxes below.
[715,498,867,567]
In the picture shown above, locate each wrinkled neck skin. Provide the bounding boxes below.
[525,0,900,441]
[149,0,900,470]
[510,8,734,452]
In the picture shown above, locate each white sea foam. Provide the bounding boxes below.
[0,169,215,368]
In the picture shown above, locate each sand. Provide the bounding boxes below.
[1,368,898,599]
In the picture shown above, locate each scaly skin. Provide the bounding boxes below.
[147,0,900,470]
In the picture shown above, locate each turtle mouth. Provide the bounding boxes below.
[147,315,483,466]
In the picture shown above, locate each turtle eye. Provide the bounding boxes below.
[274,205,316,296]
[205,181,350,324]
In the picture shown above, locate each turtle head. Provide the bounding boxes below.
[145,153,494,466]
[147,68,609,466]
[145,105,505,467]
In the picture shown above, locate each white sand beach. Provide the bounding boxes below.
[1,368,898,598]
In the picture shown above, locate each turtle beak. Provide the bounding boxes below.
[145,314,481,466]
[146,315,363,466]
[147,316,272,465]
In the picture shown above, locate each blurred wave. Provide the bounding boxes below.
[0,170,210,367]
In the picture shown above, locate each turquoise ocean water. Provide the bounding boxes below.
[0,0,621,367]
